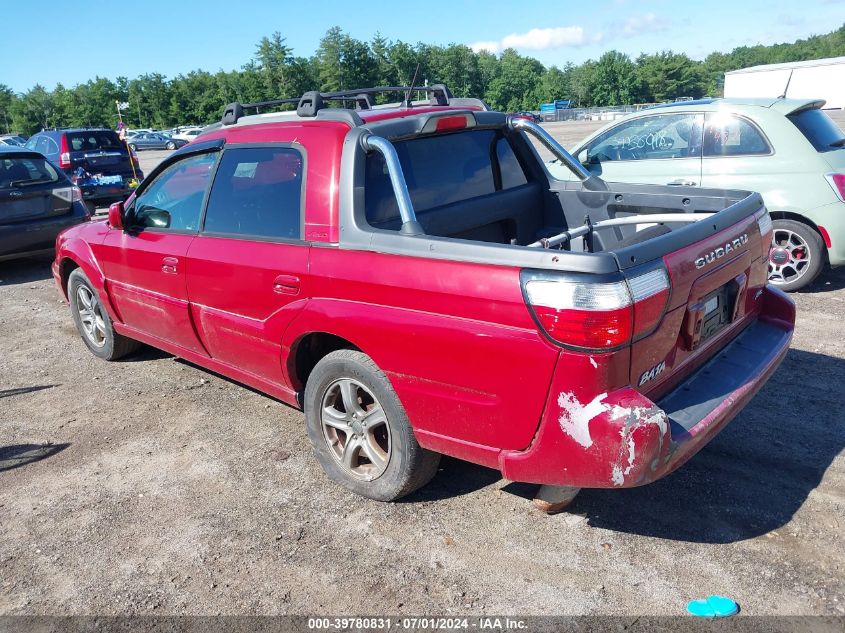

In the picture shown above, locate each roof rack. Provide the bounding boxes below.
[221,84,483,126]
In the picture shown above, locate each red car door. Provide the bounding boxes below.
[98,150,219,354]
[185,145,309,385]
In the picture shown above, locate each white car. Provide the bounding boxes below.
[172,128,204,143]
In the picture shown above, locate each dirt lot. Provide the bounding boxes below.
[1,118,844,617]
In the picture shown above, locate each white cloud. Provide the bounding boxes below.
[469,25,601,54]
[469,40,503,54]
[620,12,670,36]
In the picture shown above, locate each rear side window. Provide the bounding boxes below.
[703,114,771,156]
[66,131,123,152]
[788,108,845,153]
[364,130,527,225]
[203,146,303,240]
[0,156,60,188]
[35,137,51,156]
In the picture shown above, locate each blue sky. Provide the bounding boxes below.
[2,0,842,93]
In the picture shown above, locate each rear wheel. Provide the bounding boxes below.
[68,269,140,360]
[304,349,440,501]
[128,143,137,152]
[767,219,824,292]
[166,141,176,150]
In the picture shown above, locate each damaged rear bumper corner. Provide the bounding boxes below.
[498,286,795,489]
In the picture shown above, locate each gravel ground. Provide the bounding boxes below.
[1,118,844,617]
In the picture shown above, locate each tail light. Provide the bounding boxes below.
[521,266,670,350]
[825,173,845,202]
[755,208,773,258]
[59,135,71,169]
[71,186,82,203]
[130,148,140,167]
[420,112,477,134]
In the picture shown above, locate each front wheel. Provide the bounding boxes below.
[304,349,440,501]
[68,269,140,360]
[166,141,175,150]
[767,219,824,291]
[128,143,137,151]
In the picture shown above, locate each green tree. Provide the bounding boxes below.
[537,64,571,103]
[0,84,15,133]
[484,49,543,111]
[591,51,639,106]
[11,85,54,134]
[254,32,297,99]
[636,52,704,102]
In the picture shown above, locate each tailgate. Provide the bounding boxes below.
[75,150,135,177]
[0,183,74,223]
[625,205,771,397]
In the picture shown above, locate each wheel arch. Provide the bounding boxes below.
[288,331,361,393]
[58,256,81,299]
[768,210,829,262]
[57,241,118,319]
[769,211,826,242]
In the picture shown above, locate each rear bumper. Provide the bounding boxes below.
[499,286,795,488]
[808,200,845,267]
[0,205,88,261]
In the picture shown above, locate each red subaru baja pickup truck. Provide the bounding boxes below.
[52,85,795,509]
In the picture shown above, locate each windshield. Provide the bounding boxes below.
[787,108,845,153]
[66,131,124,152]
[0,156,61,188]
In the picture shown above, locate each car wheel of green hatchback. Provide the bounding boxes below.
[767,219,824,292]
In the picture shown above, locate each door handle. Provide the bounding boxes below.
[273,274,301,295]
[668,179,697,186]
[161,256,178,274]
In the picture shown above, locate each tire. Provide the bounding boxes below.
[768,219,824,292]
[304,349,441,501]
[67,268,140,360]
[166,141,175,150]
[128,143,137,152]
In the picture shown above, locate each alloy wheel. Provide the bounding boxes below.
[768,227,811,286]
[76,285,107,348]
[320,378,391,481]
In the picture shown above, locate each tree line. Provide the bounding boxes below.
[1,24,843,135]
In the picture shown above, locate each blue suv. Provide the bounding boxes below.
[25,128,143,211]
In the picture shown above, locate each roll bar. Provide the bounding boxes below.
[506,116,597,185]
[360,134,424,236]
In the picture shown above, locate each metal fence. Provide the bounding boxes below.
[540,104,662,122]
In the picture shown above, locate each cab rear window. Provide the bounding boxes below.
[66,131,124,152]
[787,109,845,153]
[364,129,527,226]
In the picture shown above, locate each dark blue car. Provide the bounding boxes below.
[0,147,90,261]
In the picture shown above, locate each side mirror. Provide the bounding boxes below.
[577,148,590,166]
[108,202,124,230]
[136,207,171,229]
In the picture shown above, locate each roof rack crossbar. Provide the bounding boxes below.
[221,83,468,125]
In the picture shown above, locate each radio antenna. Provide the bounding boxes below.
[403,64,421,108]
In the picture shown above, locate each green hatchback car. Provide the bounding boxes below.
[550,98,845,291]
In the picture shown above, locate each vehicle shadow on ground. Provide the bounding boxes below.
[0,256,53,286]
[800,266,845,293]
[563,348,845,543]
[404,457,503,503]
[0,443,70,473]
